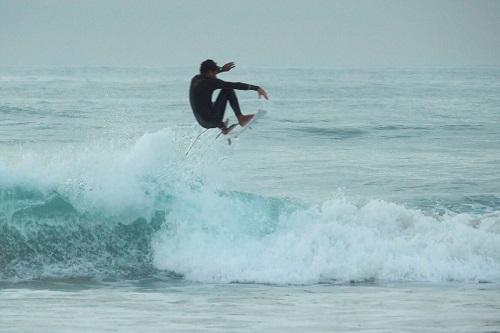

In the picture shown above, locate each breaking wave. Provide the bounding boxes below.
[1,129,499,284]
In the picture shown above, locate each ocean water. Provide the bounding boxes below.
[0,66,499,332]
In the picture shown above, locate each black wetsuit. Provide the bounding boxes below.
[189,74,260,129]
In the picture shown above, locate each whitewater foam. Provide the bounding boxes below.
[1,129,499,283]
[153,192,500,284]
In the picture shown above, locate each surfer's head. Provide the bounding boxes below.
[200,59,219,78]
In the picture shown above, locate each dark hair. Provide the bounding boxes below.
[200,59,219,74]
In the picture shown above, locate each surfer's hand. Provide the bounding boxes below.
[221,62,235,72]
[257,88,269,100]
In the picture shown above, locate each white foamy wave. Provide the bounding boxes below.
[1,128,499,283]
[0,127,223,217]
[153,194,500,284]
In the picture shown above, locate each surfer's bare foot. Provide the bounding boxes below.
[237,114,254,127]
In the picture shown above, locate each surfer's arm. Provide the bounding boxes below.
[213,78,260,91]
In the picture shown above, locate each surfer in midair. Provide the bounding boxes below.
[189,59,268,134]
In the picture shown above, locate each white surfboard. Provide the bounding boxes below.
[221,109,267,144]
[186,109,268,156]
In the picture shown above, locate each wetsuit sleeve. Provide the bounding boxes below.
[212,78,260,91]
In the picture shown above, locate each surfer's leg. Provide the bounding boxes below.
[215,89,242,117]
[214,89,253,127]
[212,89,229,123]
[225,89,243,117]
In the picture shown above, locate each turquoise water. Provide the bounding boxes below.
[0,67,499,331]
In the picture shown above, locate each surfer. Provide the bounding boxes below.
[189,59,268,134]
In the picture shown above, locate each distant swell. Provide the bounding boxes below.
[1,129,500,284]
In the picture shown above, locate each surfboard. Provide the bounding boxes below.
[186,110,267,156]
[219,109,267,144]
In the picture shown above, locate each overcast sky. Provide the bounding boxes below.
[1,0,499,67]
